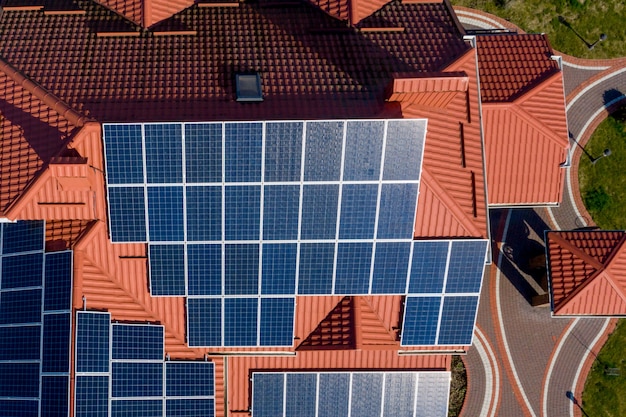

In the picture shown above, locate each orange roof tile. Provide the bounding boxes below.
[96,0,194,28]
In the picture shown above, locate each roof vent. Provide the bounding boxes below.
[235,73,263,102]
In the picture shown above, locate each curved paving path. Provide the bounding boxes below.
[454,7,624,417]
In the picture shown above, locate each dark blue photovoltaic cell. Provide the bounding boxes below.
[76,312,110,373]
[401,297,441,346]
[445,241,487,293]
[376,183,418,239]
[112,324,163,360]
[108,187,147,242]
[286,374,317,417]
[260,298,294,346]
[265,122,303,182]
[263,185,300,240]
[112,400,163,417]
[438,296,478,345]
[351,373,383,417]
[149,244,185,296]
[253,374,284,417]
[339,184,378,239]
[304,121,343,181]
[2,221,44,254]
[44,251,72,311]
[166,399,215,417]
[104,124,144,184]
[187,298,221,347]
[297,243,334,295]
[144,123,183,183]
[225,186,261,241]
[0,400,39,417]
[408,241,449,293]
[166,362,214,397]
[224,298,258,346]
[318,373,350,417]
[75,376,109,417]
[0,289,42,324]
[225,123,262,182]
[0,326,40,360]
[186,186,222,241]
[1,252,43,289]
[42,376,69,417]
[225,244,259,295]
[147,186,184,242]
[185,123,222,183]
[187,244,222,296]
[334,243,372,294]
[42,313,71,373]
[383,120,425,181]
[300,184,339,240]
[371,242,411,294]
[343,121,384,181]
[383,373,416,417]
[261,243,296,295]
[0,363,40,397]
[112,362,163,397]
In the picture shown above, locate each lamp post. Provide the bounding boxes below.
[591,148,611,164]
[588,33,607,50]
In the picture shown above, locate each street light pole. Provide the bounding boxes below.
[591,148,611,164]
[589,33,607,50]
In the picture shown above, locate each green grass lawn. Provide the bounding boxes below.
[582,319,626,416]
[451,0,626,59]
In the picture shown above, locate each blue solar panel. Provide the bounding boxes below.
[2,221,44,254]
[297,243,334,295]
[112,324,163,360]
[0,289,42,324]
[225,244,259,295]
[225,123,263,183]
[438,296,478,345]
[376,183,418,239]
[0,326,40,360]
[42,313,71,373]
[265,122,303,182]
[224,298,258,346]
[187,298,221,347]
[147,186,184,242]
[261,244,296,295]
[75,376,109,417]
[260,298,294,346]
[304,121,343,181]
[1,252,43,289]
[401,296,441,346]
[76,312,110,373]
[383,373,416,417]
[186,186,222,241]
[445,240,487,294]
[144,123,183,183]
[108,187,147,242]
[224,186,261,241]
[112,400,163,417]
[42,376,70,417]
[343,121,384,181]
[166,399,215,417]
[149,244,185,296]
[253,374,284,417]
[338,184,378,239]
[185,123,222,183]
[112,362,163,397]
[0,363,40,397]
[166,362,214,397]
[351,373,383,417]
[408,241,449,293]
[286,374,317,417]
[371,242,411,294]
[383,120,424,181]
[263,185,300,240]
[300,184,339,240]
[104,124,144,185]
[0,400,39,417]
[334,243,372,294]
[44,251,73,311]
[187,244,222,296]
[318,373,350,417]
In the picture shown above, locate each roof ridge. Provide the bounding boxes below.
[548,232,605,270]
[513,69,562,105]
[359,297,397,344]
[505,101,569,150]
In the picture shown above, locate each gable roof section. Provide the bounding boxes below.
[546,230,626,315]
[95,0,194,28]
[307,0,389,24]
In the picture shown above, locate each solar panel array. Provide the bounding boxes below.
[252,371,450,417]
[0,221,73,417]
[74,311,215,417]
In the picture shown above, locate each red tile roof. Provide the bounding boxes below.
[95,0,194,28]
